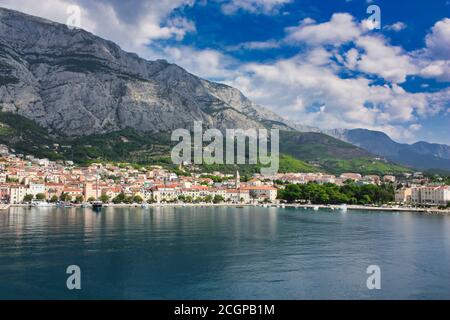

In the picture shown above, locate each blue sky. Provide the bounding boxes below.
[1,0,449,144]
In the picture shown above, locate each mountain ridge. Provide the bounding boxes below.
[0,7,295,136]
[327,128,450,172]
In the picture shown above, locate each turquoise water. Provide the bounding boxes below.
[0,206,449,300]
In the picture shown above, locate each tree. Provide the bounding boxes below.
[278,184,301,203]
[60,192,71,202]
[204,195,213,203]
[278,182,395,205]
[361,194,372,204]
[99,194,110,203]
[112,193,126,204]
[213,195,225,204]
[50,195,59,203]
[35,193,46,201]
[75,195,84,204]
[132,195,143,204]
[23,194,34,203]
[87,197,96,202]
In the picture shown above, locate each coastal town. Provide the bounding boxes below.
[0,145,449,210]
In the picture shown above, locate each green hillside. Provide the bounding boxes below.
[279,131,411,175]
[0,112,411,175]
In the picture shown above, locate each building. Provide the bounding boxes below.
[225,189,250,203]
[63,188,83,200]
[152,186,179,203]
[83,182,102,200]
[411,186,450,205]
[45,183,65,200]
[28,182,46,197]
[243,186,278,202]
[340,173,362,181]
[235,171,240,189]
[395,187,412,203]
[363,175,381,185]
[9,185,28,204]
[383,175,396,183]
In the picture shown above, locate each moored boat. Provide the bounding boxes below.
[31,201,53,207]
[92,201,103,211]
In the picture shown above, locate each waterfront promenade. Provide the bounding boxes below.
[7,202,450,214]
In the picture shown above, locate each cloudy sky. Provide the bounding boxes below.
[1,0,449,144]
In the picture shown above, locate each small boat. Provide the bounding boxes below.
[141,203,149,209]
[92,201,103,212]
[313,206,319,211]
[31,201,53,207]
[57,201,73,208]
[340,204,348,212]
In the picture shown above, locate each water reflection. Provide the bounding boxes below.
[0,207,449,299]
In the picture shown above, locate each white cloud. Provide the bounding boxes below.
[163,46,237,79]
[0,0,96,30]
[283,14,416,83]
[0,0,196,59]
[420,60,450,81]
[352,35,417,83]
[384,21,407,32]
[425,18,450,60]
[227,39,280,51]
[285,13,361,46]
[221,0,292,15]
[408,123,422,132]
[226,49,446,142]
[416,18,450,81]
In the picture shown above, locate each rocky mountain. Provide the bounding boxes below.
[327,128,450,172]
[0,7,294,136]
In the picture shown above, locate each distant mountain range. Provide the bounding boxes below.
[327,128,450,172]
[0,7,416,175]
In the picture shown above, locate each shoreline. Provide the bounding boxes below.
[5,202,450,214]
[283,204,450,215]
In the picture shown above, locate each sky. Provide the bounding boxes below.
[0,0,449,144]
